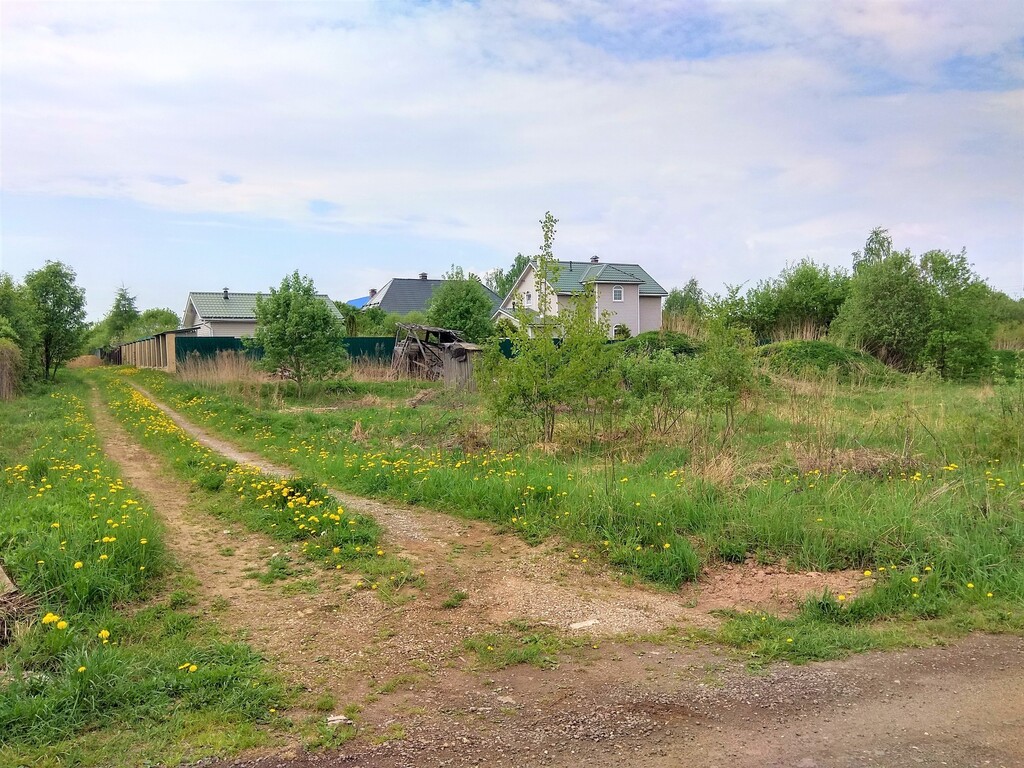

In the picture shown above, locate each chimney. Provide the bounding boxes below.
[368,288,377,299]
[590,255,599,264]
[419,272,428,280]
[223,287,229,300]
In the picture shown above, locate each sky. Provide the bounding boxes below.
[1,0,1022,322]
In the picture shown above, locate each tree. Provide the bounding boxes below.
[127,308,180,339]
[24,261,87,381]
[664,278,705,317]
[107,286,140,345]
[0,273,41,383]
[487,253,532,299]
[919,249,994,378]
[248,272,347,395]
[427,266,496,342]
[741,260,849,340]
[479,212,618,443]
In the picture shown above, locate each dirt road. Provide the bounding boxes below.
[89,387,1024,768]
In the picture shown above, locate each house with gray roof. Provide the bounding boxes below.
[492,256,667,338]
[182,288,345,337]
[365,273,501,316]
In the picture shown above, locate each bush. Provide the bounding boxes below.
[615,330,700,358]
[758,340,894,382]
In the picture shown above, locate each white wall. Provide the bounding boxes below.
[639,296,664,334]
[595,283,640,337]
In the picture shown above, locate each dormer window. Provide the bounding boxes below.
[525,291,532,306]
[612,285,624,302]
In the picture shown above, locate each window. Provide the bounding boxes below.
[524,291,532,306]
[612,285,624,302]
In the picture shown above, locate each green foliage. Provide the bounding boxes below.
[107,286,139,346]
[832,241,933,370]
[486,253,532,299]
[740,260,849,341]
[0,274,41,381]
[695,319,757,427]
[664,278,705,317]
[620,349,700,435]
[426,265,496,341]
[615,330,700,358]
[833,232,996,378]
[249,272,347,395]
[479,213,618,443]
[23,261,87,381]
[758,340,894,382]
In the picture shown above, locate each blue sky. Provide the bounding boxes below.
[2,0,1022,321]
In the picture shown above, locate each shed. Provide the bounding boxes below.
[442,341,484,390]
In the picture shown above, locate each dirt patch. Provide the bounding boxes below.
[68,355,104,368]
[678,561,866,618]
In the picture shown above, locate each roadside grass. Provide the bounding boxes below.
[95,367,1024,662]
[95,373,419,593]
[0,380,285,767]
[463,620,570,670]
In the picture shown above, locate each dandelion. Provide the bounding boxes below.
[911,576,919,583]
[98,629,110,643]
[837,594,846,601]
[56,620,68,630]
[73,561,83,569]
[863,570,872,577]
[786,638,793,643]
[42,612,60,624]
[967,583,974,589]
[912,593,919,598]
[77,666,86,673]
[99,554,108,561]
[188,664,198,673]
[663,543,670,549]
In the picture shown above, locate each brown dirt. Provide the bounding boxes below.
[68,354,104,368]
[89,385,1024,768]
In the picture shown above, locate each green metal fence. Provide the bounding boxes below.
[174,336,396,363]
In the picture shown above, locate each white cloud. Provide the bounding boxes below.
[1,0,1022,301]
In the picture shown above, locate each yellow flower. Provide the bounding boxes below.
[139,538,148,545]
[786,638,793,643]
[77,666,86,673]
[42,612,60,624]
[98,629,110,641]
[99,554,108,561]
[662,543,670,549]
[836,594,846,601]
[967,583,974,589]
[56,620,68,630]
[188,664,198,673]
[911,576,919,583]
[73,561,83,569]
[863,570,872,577]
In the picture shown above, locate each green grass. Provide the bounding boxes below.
[463,621,569,669]
[441,590,469,609]
[0,379,285,766]
[95,373,419,592]
[90,365,1024,663]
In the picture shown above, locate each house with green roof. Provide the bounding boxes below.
[492,256,667,338]
[182,288,345,337]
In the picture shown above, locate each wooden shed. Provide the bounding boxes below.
[442,341,484,390]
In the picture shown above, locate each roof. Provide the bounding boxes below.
[549,261,667,296]
[347,296,371,308]
[366,278,501,315]
[186,292,345,321]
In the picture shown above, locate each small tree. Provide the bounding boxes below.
[24,261,87,381]
[427,266,496,342]
[249,272,347,396]
[479,212,618,444]
[487,253,532,299]
[0,273,41,385]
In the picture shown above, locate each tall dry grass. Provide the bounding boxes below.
[769,321,829,343]
[994,322,1024,351]
[177,351,269,402]
[349,357,396,382]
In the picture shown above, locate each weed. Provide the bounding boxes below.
[441,590,469,609]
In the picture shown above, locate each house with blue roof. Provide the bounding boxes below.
[492,256,667,338]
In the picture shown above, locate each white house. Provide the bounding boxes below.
[492,257,667,338]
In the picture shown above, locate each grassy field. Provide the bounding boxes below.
[93,353,1024,662]
[0,378,285,767]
